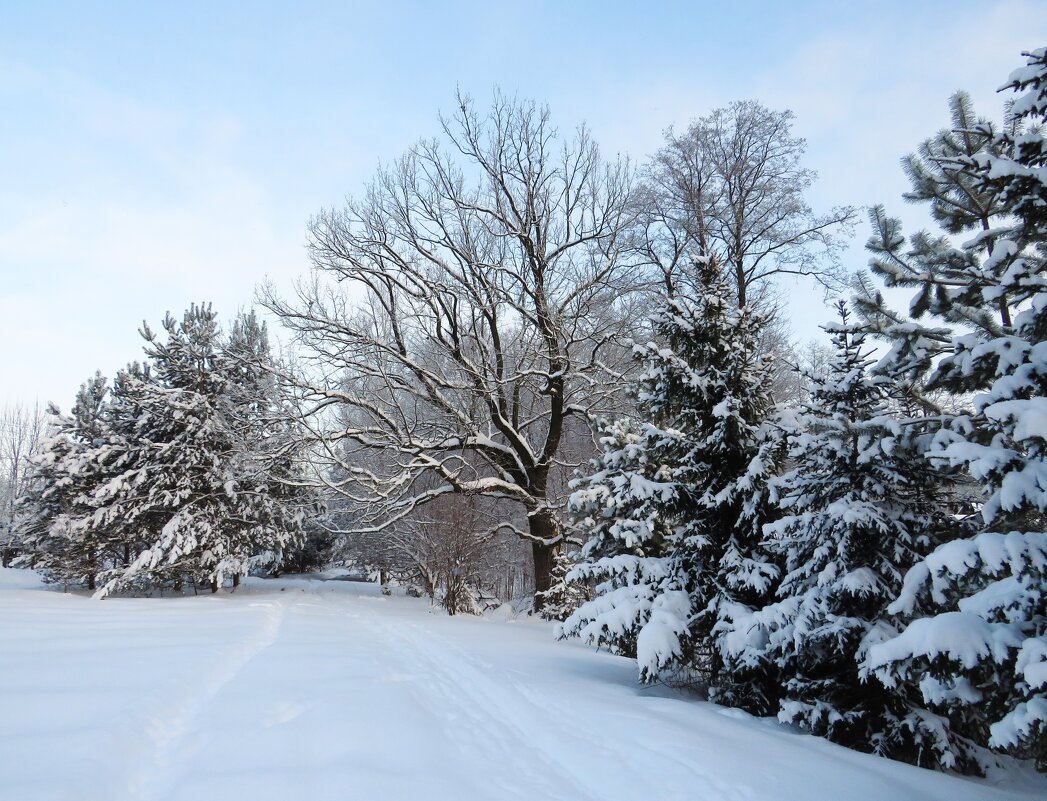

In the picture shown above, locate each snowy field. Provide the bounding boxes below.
[1,568,1043,801]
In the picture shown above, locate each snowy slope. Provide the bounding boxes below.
[0,568,1042,801]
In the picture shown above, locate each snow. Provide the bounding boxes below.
[1,567,1043,801]
[867,611,1021,673]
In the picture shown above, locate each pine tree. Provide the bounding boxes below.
[562,258,782,710]
[100,305,234,592]
[734,303,962,760]
[855,88,1013,396]
[21,306,313,596]
[221,310,314,583]
[861,49,1047,772]
[901,91,1003,238]
[100,305,310,595]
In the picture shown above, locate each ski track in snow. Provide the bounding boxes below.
[1,569,1044,801]
[354,611,603,801]
[125,599,286,800]
[360,612,748,801]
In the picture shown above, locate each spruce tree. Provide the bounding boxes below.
[559,415,682,661]
[861,48,1047,772]
[535,548,590,622]
[562,257,782,710]
[736,303,961,760]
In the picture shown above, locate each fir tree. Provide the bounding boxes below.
[861,48,1047,772]
[536,549,591,622]
[562,258,782,711]
[734,303,962,760]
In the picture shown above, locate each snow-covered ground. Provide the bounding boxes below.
[1,568,1042,801]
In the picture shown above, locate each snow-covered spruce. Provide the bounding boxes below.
[561,257,783,713]
[731,302,965,762]
[558,416,678,658]
[862,48,1047,771]
[535,548,591,622]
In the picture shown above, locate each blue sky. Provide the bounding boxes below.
[2,1,1045,409]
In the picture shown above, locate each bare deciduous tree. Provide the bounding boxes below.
[263,93,644,603]
[0,402,46,567]
[393,496,502,615]
[642,100,857,308]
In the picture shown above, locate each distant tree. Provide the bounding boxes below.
[262,92,644,607]
[278,521,336,575]
[0,401,45,567]
[642,100,856,308]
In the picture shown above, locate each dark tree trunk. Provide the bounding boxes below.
[87,548,97,592]
[528,510,560,612]
[735,258,747,309]
[210,577,219,594]
[232,574,240,589]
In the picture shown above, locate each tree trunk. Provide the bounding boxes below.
[735,256,747,309]
[87,547,97,592]
[232,574,240,589]
[210,577,219,594]
[528,510,560,612]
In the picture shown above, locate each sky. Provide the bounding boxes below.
[1,0,1045,410]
